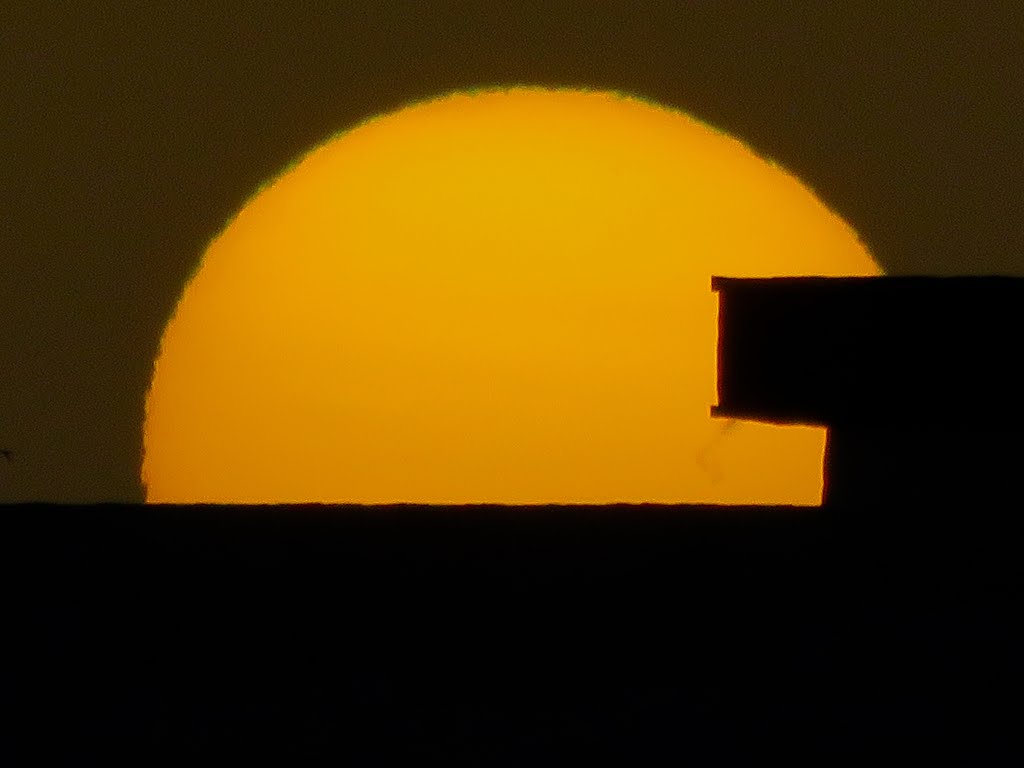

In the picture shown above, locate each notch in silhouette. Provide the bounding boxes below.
[710,275,1024,509]
[0,449,12,463]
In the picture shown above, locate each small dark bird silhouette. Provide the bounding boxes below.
[695,419,738,485]
[0,449,13,462]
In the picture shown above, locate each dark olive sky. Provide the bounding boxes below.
[2,2,1022,502]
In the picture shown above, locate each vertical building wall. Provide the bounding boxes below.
[823,423,1019,509]
[712,276,1024,509]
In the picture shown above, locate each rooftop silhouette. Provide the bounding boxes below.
[10,278,1022,763]
[711,275,1024,508]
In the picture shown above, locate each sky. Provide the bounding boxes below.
[2,2,1022,503]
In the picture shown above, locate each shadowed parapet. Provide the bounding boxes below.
[710,276,1024,509]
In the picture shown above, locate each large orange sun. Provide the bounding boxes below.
[142,87,880,505]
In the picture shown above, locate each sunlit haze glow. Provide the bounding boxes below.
[142,87,880,504]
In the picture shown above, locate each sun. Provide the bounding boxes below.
[142,86,880,505]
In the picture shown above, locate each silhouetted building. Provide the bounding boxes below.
[710,276,1024,508]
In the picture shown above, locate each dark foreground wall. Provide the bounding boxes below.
[9,503,1021,763]
[822,422,1020,508]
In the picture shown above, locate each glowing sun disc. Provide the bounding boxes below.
[142,87,881,505]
